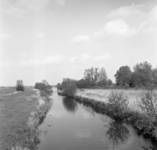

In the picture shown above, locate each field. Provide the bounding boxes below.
[0,87,49,150]
[76,89,144,112]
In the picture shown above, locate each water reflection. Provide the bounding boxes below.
[38,91,156,150]
[142,146,157,150]
[62,97,78,113]
[106,121,129,146]
[83,105,95,117]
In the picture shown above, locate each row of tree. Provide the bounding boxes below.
[57,67,113,91]
[79,67,112,88]
[115,61,157,88]
[58,61,157,90]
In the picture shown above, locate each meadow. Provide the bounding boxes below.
[0,87,52,150]
[76,89,145,112]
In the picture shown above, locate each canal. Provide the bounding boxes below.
[38,88,156,150]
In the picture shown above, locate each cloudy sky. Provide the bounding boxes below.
[0,0,157,86]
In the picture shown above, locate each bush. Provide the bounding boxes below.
[16,80,25,91]
[63,80,77,97]
[58,78,77,97]
[16,84,25,91]
[34,82,52,95]
[61,79,77,97]
[107,91,129,119]
[138,89,157,122]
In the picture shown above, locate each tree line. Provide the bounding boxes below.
[115,61,157,88]
[57,61,157,92]
[57,67,112,91]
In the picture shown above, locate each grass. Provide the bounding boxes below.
[0,87,16,95]
[76,89,143,112]
[0,87,52,150]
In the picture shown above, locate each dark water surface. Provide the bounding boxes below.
[38,88,155,150]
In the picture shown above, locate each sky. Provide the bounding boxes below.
[0,0,157,86]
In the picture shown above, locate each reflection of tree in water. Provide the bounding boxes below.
[62,97,78,113]
[142,146,157,150]
[83,105,95,117]
[106,121,129,146]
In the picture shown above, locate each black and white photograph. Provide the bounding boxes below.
[0,0,157,149]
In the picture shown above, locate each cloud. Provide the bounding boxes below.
[73,35,90,43]
[93,54,112,61]
[35,32,45,38]
[80,53,90,63]
[42,55,64,65]
[20,59,40,66]
[105,19,136,36]
[108,4,146,19]
[70,56,78,62]
[21,53,108,67]
[69,53,90,63]
[0,0,67,16]
[81,53,90,60]
[69,53,112,64]
[20,54,64,66]
[0,34,11,41]
[95,19,136,38]
[138,4,157,34]
[21,53,28,56]
[95,2,157,39]
[0,61,11,68]
[56,0,66,6]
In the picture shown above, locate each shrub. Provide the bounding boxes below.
[63,80,77,97]
[16,80,25,91]
[34,82,52,95]
[107,91,129,119]
[61,79,77,97]
[16,85,25,91]
[138,89,157,122]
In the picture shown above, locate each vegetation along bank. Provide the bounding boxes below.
[57,61,157,143]
[58,89,157,144]
[0,81,53,150]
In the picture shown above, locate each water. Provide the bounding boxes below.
[38,88,156,150]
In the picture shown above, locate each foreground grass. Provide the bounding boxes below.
[0,87,52,150]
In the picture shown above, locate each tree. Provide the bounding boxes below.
[153,68,157,86]
[97,67,108,86]
[42,80,49,86]
[57,83,62,90]
[115,66,132,88]
[133,61,153,88]
[61,78,77,97]
[107,79,113,86]
[16,80,25,91]
[98,67,107,81]
[84,67,99,87]
[76,79,89,88]
[34,81,52,94]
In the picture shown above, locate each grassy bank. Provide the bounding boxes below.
[76,89,142,112]
[58,89,157,143]
[0,87,52,150]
